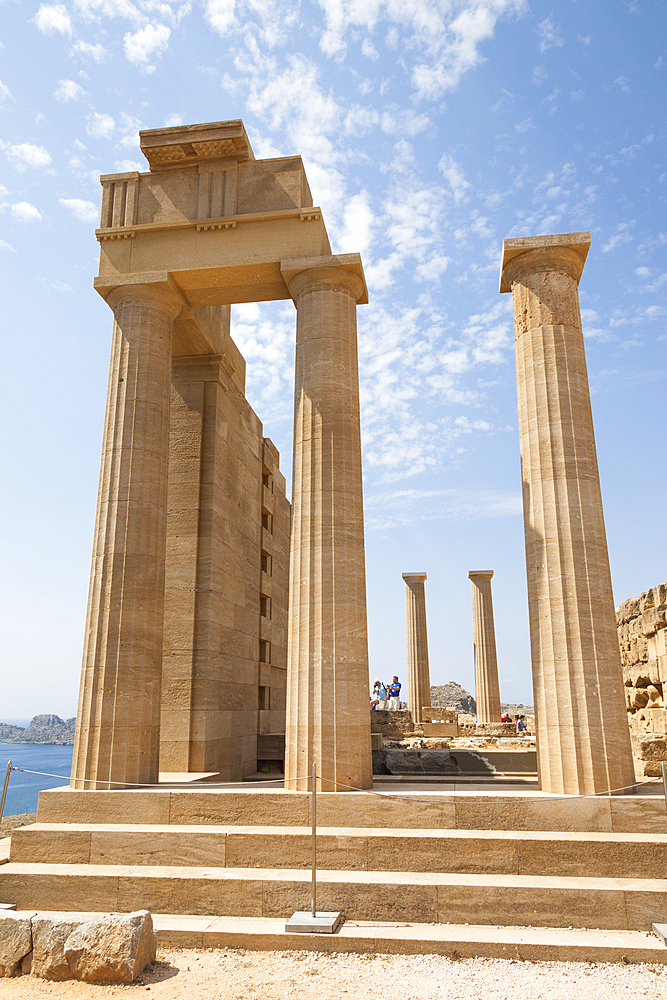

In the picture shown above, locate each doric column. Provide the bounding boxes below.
[500,232,635,795]
[468,570,501,725]
[71,282,181,789]
[281,254,372,791]
[402,572,431,724]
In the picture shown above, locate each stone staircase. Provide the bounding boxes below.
[2,785,667,956]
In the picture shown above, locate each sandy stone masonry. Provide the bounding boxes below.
[72,119,371,790]
[402,573,431,725]
[468,571,501,725]
[617,578,667,776]
[500,231,635,796]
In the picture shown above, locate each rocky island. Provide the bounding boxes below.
[0,714,76,745]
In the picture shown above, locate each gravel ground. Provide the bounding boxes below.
[1,948,667,998]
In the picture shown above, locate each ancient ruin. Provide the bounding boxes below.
[617,578,667,776]
[468,570,501,725]
[402,572,431,724]
[70,119,371,791]
[500,231,635,795]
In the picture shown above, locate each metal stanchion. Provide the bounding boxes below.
[285,762,342,934]
[0,762,13,826]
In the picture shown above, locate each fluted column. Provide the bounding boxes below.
[282,254,372,791]
[500,231,634,795]
[71,282,181,789]
[468,570,501,724]
[402,572,431,724]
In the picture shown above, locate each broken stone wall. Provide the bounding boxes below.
[616,578,667,776]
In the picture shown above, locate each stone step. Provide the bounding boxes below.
[152,914,667,963]
[35,787,667,834]
[10,823,667,879]
[1,864,666,931]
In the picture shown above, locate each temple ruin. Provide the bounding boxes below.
[71,119,371,791]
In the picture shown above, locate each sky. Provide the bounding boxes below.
[0,0,666,721]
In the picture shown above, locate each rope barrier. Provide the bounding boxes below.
[5,764,659,800]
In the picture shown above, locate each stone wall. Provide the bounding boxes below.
[159,318,290,781]
[617,578,667,776]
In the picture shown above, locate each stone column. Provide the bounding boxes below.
[468,571,501,725]
[500,232,635,795]
[281,254,372,791]
[71,282,181,789]
[402,573,431,724]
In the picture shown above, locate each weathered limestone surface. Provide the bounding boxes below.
[468,571,501,725]
[160,323,289,780]
[616,579,667,776]
[403,573,431,724]
[501,232,635,796]
[72,283,182,789]
[0,913,32,976]
[64,911,156,983]
[283,255,372,791]
[31,916,82,980]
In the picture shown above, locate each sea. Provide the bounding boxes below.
[0,744,73,817]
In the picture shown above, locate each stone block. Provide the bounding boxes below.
[422,707,456,722]
[474,723,516,737]
[31,916,83,980]
[422,721,458,737]
[64,910,156,983]
[370,733,382,751]
[631,733,667,761]
[0,913,32,977]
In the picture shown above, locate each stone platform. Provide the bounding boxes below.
[2,783,667,948]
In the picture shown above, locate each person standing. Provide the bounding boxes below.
[387,676,401,711]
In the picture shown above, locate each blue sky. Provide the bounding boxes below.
[0,0,665,719]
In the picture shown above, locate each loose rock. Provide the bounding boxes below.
[64,910,156,982]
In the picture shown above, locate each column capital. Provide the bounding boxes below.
[281,253,368,304]
[499,231,590,293]
[96,271,185,319]
[402,572,427,583]
[469,570,494,580]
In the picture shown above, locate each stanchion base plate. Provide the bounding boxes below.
[285,911,342,934]
[652,923,667,946]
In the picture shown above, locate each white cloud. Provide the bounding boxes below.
[117,112,142,148]
[536,15,563,52]
[381,106,429,137]
[59,197,99,222]
[515,117,535,133]
[47,278,74,292]
[0,240,16,252]
[602,221,635,253]
[3,142,52,170]
[86,112,115,139]
[615,76,631,94]
[531,65,548,85]
[364,488,521,530]
[316,0,525,100]
[203,0,236,35]
[337,190,374,255]
[54,79,85,102]
[438,154,470,205]
[11,202,42,222]
[123,23,171,71]
[33,3,72,35]
[0,79,12,104]
[114,158,142,171]
[164,113,183,126]
[72,40,109,62]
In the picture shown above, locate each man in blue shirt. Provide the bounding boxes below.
[388,676,401,711]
